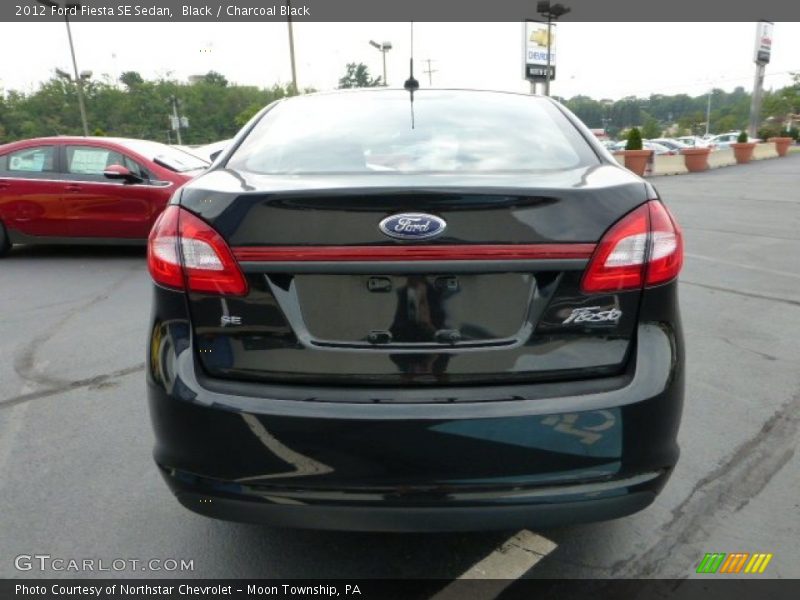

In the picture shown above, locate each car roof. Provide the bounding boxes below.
[295,87,552,100]
[3,136,161,146]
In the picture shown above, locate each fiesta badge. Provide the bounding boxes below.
[379,213,447,240]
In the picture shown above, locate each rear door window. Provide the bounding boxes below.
[2,146,57,176]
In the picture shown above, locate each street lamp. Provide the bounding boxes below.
[285,1,298,93]
[37,0,90,136]
[369,40,392,86]
[536,1,570,97]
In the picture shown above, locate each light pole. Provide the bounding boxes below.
[369,40,393,86]
[536,1,570,97]
[37,0,90,136]
[286,1,298,93]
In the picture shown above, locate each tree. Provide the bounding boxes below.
[338,63,382,89]
[119,71,144,89]
[641,118,662,139]
[201,71,228,87]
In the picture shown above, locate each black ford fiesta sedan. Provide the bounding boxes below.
[147,89,684,531]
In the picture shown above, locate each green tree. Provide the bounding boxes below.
[119,71,144,89]
[338,63,382,89]
[201,71,229,87]
[641,117,662,139]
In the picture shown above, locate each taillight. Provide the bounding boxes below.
[645,201,683,286]
[581,200,683,293]
[147,205,248,296]
[147,206,183,289]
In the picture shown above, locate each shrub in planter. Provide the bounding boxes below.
[768,136,793,157]
[620,127,652,176]
[731,131,756,164]
[681,146,711,172]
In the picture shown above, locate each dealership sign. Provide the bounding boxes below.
[754,21,774,64]
[524,21,556,82]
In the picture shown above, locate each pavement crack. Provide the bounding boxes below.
[11,270,138,389]
[0,363,145,410]
[719,336,779,362]
[681,226,800,243]
[613,390,800,577]
[682,280,800,308]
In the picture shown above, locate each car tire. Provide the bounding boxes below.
[0,221,12,257]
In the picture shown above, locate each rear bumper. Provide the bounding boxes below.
[147,287,684,531]
[161,466,666,532]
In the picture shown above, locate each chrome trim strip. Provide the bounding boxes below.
[0,175,173,188]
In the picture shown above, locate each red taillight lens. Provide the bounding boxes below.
[646,201,683,286]
[581,200,683,294]
[147,206,183,290]
[147,206,248,296]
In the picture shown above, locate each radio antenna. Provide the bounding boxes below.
[404,22,419,128]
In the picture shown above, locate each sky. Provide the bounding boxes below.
[0,22,798,100]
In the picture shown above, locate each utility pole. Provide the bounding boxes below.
[37,1,90,136]
[170,96,183,145]
[286,0,298,93]
[423,59,437,86]
[705,91,712,137]
[64,10,89,137]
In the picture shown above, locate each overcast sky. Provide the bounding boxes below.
[1,22,798,99]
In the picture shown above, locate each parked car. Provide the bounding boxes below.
[648,138,691,153]
[180,139,232,163]
[611,140,676,155]
[147,89,685,531]
[674,136,714,149]
[0,136,208,254]
[706,132,761,150]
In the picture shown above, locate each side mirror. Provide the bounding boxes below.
[103,164,143,184]
[209,150,223,162]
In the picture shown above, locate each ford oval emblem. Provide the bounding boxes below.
[378,213,447,240]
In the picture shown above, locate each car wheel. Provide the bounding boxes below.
[0,221,12,257]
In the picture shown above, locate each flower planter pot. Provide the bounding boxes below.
[768,137,793,157]
[731,142,756,164]
[681,147,711,172]
[619,149,653,177]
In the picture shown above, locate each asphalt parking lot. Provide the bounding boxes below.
[1,154,798,581]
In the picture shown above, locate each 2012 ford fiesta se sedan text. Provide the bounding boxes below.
[146,89,684,531]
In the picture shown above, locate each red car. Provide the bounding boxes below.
[0,136,208,255]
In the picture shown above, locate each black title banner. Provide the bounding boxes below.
[2,0,799,22]
[4,579,800,600]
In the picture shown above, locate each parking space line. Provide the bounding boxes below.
[431,530,557,599]
[686,253,800,280]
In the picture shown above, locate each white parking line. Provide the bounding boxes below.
[686,252,800,280]
[431,530,557,599]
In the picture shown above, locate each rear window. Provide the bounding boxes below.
[119,140,209,173]
[228,91,598,175]
[2,146,57,173]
